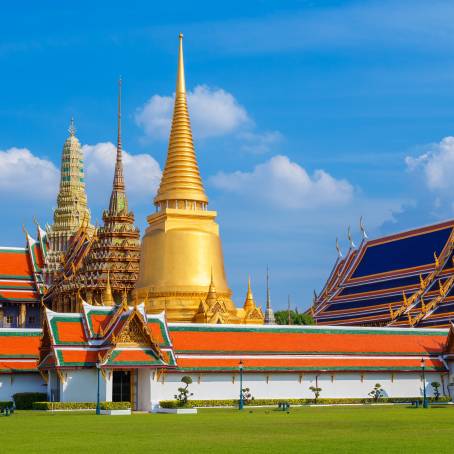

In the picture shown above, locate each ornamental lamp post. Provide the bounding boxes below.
[421,358,429,408]
[96,363,101,415]
[239,360,244,410]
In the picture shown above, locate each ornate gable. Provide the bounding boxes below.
[117,313,151,345]
[111,308,162,359]
[245,306,264,321]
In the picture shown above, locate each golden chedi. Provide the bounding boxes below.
[135,34,263,324]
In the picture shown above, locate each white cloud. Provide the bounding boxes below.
[210,155,354,209]
[239,131,283,154]
[135,84,250,140]
[82,142,161,205]
[405,136,454,190]
[0,147,59,201]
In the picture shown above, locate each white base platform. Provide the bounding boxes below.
[100,409,131,415]
[157,408,198,414]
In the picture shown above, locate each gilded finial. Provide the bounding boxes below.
[102,271,114,306]
[68,117,76,136]
[177,32,185,94]
[335,237,343,258]
[205,267,217,306]
[347,226,356,249]
[359,216,368,240]
[243,275,255,312]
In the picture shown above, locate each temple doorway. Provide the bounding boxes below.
[112,370,131,402]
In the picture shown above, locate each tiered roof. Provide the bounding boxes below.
[313,220,454,328]
[2,310,451,374]
[39,302,175,370]
[168,324,448,372]
[0,229,46,309]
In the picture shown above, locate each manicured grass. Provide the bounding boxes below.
[2,405,454,453]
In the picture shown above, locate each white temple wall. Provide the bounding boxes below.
[154,371,447,402]
[60,369,107,402]
[0,373,44,401]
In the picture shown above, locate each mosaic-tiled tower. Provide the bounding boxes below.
[43,120,93,285]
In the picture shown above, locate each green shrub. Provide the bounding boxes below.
[0,401,13,408]
[13,393,47,410]
[99,402,131,410]
[159,396,451,408]
[32,401,131,411]
[32,402,97,410]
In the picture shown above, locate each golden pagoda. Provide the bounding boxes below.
[135,34,263,324]
[43,119,94,285]
[79,79,141,305]
[45,81,141,311]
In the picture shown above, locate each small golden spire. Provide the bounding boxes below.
[243,276,255,312]
[154,33,208,207]
[102,271,114,306]
[205,268,217,306]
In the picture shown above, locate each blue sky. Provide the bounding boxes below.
[2,0,454,311]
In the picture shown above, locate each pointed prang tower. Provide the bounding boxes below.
[44,119,93,285]
[81,79,141,305]
[135,33,240,323]
[264,266,276,324]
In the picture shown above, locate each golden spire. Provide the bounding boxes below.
[243,276,255,312]
[205,268,217,306]
[154,33,208,207]
[102,271,114,306]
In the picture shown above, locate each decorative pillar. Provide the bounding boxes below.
[19,303,27,328]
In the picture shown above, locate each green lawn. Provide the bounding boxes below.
[2,405,454,453]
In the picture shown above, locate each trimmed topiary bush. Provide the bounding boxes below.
[13,393,47,410]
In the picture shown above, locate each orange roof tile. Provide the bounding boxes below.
[169,326,446,355]
[0,250,33,277]
[0,330,41,357]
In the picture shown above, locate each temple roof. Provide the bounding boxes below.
[39,302,175,369]
[314,219,454,328]
[4,315,450,373]
[168,324,447,373]
[0,228,46,306]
